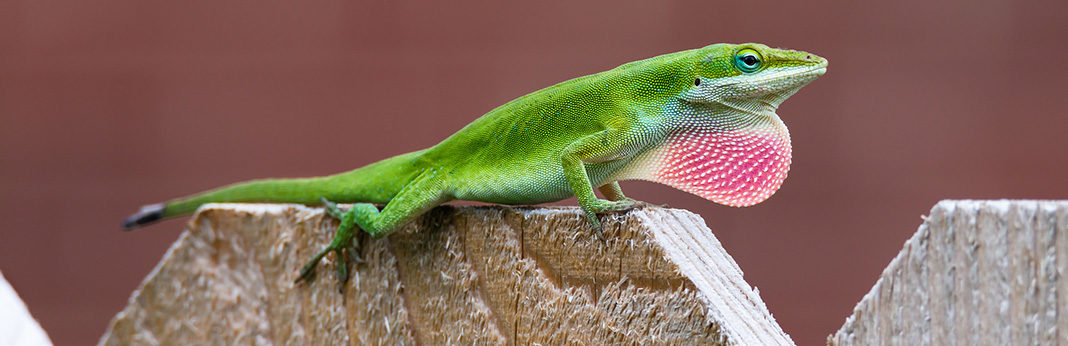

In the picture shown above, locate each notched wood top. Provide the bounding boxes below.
[102,204,793,345]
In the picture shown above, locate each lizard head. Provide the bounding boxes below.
[624,44,826,207]
[682,43,827,109]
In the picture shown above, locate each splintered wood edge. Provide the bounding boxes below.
[102,203,792,345]
[829,200,1068,345]
[638,208,793,345]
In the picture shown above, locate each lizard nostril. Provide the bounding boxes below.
[805,55,812,60]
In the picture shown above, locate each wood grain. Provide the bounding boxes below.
[101,204,792,345]
[830,200,1068,345]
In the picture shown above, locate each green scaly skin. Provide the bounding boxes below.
[124,43,827,288]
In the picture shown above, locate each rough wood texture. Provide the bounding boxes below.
[830,200,1068,345]
[101,204,792,345]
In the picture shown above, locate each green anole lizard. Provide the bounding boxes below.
[124,43,827,285]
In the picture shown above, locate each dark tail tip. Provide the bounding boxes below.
[122,203,165,231]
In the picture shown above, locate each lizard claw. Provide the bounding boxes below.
[588,215,607,242]
[295,198,363,292]
[294,249,327,284]
[294,235,363,290]
[581,198,652,242]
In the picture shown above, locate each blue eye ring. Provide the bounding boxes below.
[734,49,762,73]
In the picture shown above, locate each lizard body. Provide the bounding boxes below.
[124,43,827,284]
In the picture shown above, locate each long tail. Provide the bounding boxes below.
[122,150,425,230]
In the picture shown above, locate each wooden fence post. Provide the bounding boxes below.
[102,204,793,345]
[830,200,1068,345]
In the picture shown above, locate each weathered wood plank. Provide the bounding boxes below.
[830,200,1068,345]
[101,204,793,345]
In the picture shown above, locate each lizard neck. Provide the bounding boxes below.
[620,101,792,207]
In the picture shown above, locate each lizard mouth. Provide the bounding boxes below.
[727,63,827,103]
[757,63,827,85]
[697,63,827,91]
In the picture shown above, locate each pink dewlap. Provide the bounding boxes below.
[651,125,791,207]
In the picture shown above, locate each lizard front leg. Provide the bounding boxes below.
[561,127,647,237]
[295,169,450,291]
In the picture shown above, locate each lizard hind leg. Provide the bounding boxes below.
[294,199,365,290]
[294,170,449,292]
[294,198,368,286]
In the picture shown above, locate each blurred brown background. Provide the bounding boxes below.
[1,0,1065,344]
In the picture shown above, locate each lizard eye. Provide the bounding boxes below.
[734,49,762,73]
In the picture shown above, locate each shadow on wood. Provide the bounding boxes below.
[101,204,792,345]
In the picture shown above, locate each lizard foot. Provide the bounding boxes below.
[581,198,647,241]
[294,198,365,293]
[588,197,644,213]
[321,198,368,265]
